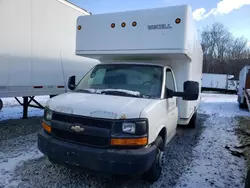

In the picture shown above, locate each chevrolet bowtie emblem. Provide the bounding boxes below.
[70,125,84,132]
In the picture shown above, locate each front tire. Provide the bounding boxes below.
[187,111,197,128]
[239,97,247,109]
[142,136,165,182]
[245,168,250,188]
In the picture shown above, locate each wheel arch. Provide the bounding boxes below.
[157,127,167,148]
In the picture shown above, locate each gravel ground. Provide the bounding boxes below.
[235,116,250,168]
[0,115,208,188]
[0,93,249,188]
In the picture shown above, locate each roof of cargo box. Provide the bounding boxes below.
[75,4,201,62]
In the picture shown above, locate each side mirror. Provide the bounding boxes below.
[166,81,199,101]
[68,76,76,90]
[182,81,199,100]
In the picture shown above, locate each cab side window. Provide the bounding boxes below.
[165,69,176,91]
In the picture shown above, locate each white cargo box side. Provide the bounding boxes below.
[76,5,195,61]
[202,73,228,90]
[0,0,99,98]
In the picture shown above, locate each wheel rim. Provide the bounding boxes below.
[156,149,166,168]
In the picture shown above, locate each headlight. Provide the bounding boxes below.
[122,122,136,134]
[44,109,53,121]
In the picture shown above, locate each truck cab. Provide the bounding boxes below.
[38,4,202,182]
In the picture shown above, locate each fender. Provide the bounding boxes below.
[153,125,168,148]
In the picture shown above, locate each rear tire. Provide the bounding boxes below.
[187,111,197,128]
[0,99,3,111]
[240,103,247,109]
[142,136,165,182]
[239,97,247,109]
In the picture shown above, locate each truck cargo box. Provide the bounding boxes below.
[75,5,203,123]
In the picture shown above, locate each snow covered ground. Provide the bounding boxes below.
[199,93,250,117]
[0,96,49,121]
[0,93,249,188]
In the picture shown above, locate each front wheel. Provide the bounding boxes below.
[142,136,165,182]
[245,168,250,188]
[187,111,197,128]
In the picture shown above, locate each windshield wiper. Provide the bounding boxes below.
[100,89,141,98]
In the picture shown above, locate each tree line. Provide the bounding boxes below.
[200,22,250,78]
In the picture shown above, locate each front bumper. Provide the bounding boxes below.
[38,131,157,175]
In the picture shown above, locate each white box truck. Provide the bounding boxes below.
[0,0,99,117]
[202,73,238,93]
[238,66,250,110]
[38,5,203,182]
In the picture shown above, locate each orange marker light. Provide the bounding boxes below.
[42,121,51,133]
[111,23,115,28]
[121,22,126,27]
[132,21,137,27]
[78,25,82,30]
[175,18,181,24]
[111,137,147,146]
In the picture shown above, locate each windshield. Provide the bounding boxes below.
[74,64,163,99]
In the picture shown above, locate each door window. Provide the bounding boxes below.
[165,69,176,91]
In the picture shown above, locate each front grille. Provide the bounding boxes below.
[52,128,109,147]
[52,113,113,130]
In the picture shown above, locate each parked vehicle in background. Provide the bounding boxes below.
[201,73,239,94]
[38,5,203,182]
[0,0,99,117]
[238,66,250,110]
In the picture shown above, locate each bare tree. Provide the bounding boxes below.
[200,22,250,77]
[228,36,248,59]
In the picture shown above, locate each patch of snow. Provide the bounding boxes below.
[198,93,250,117]
[175,92,248,188]
[2,96,49,108]
[0,96,49,121]
[175,116,246,188]
[0,145,43,187]
[0,106,44,121]
[84,88,141,96]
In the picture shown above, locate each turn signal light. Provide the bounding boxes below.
[77,25,82,30]
[42,121,51,133]
[111,137,147,146]
[111,23,115,28]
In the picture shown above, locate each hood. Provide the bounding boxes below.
[46,92,154,119]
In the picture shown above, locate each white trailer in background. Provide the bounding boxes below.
[0,0,99,118]
[201,73,238,93]
[38,5,203,182]
[238,66,250,110]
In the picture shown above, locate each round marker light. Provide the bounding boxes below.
[121,22,126,27]
[78,25,82,30]
[175,18,181,24]
[111,23,115,28]
[132,21,137,27]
